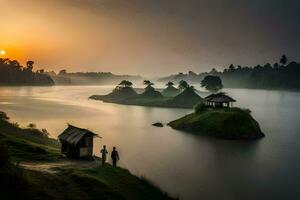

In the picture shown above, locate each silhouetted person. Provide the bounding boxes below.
[111,147,119,167]
[100,145,108,166]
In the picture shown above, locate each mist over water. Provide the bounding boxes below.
[0,86,300,200]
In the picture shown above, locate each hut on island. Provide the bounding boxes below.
[58,124,100,159]
[204,93,236,108]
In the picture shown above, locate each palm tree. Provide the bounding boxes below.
[280,55,288,66]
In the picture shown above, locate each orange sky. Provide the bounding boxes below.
[1,0,300,76]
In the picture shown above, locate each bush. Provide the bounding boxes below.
[194,102,207,113]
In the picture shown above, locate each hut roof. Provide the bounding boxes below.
[204,93,236,103]
[58,124,99,145]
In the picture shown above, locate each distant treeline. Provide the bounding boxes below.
[0,58,142,86]
[159,55,300,90]
[0,58,54,86]
[47,70,142,85]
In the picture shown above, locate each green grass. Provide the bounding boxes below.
[0,112,174,200]
[0,118,61,162]
[168,107,264,140]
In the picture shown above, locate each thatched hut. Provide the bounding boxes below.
[58,124,99,159]
[204,93,236,108]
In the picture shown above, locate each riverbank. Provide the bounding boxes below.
[0,111,175,200]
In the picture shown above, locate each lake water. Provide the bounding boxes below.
[0,86,300,200]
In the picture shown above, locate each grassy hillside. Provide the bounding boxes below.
[0,112,61,162]
[168,107,264,140]
[0,112,174,200]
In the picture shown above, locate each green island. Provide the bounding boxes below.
[0,111,174,200]
[168,83,264,140]
[91,78,265,140]
[168,105,264,140]
[90,80,203,108]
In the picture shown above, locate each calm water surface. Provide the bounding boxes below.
[0,86,300,200]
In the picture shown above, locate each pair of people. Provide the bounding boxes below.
[100,145,120,167]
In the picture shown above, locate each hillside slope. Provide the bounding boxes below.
[0,112,174,200]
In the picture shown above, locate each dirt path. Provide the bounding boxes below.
[21,159,102,173]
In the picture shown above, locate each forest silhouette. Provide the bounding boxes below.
[0,58,54,86]
[160,55,300,89]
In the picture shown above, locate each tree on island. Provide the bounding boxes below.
[280,55,288,66]
[166,81,174,87]
[119,80,133,88]
[178,80,189,90]
[114,80,134,92]
[143,80,154,86]
[140,80,163,98]
[161,81,180,97]
[143,80,154,91]
[201,75,223,92]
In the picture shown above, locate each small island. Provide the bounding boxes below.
[152,122,164,127]
[168,93,265,140]
[90,80,203,108]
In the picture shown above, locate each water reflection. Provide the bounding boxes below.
[0,86,300,200]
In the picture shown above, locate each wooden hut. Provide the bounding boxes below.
[58,124,99,159]
[204,93,236,108]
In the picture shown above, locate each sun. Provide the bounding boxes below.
[0,50,6,56]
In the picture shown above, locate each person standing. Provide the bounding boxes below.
[100,145,108,166]
[111,147,120,167]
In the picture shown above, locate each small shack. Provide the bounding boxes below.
[204,93,236,108]
[58,124,99,159]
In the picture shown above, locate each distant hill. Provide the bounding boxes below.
[166,87,202,108]
[158,59,300,90]
[90,86,203,109]
[0,58,54,86]
[161,86,180,97]
[91,86,138,103]
[49,72,142,85]
[139,86,163,99]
